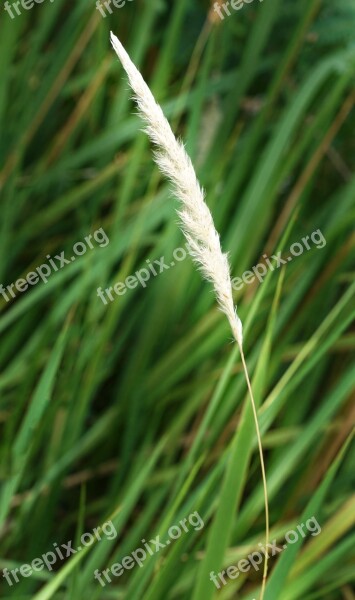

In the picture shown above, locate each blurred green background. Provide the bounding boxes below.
[0,0,355,598]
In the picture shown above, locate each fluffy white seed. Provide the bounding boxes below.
[110,32,243,347]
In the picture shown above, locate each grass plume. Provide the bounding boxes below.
[110,31,269,598]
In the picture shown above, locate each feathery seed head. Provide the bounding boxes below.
[110,32,243,347]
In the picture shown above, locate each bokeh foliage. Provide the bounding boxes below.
[0,0,354,598]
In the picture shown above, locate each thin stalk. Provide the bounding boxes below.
[239,343,269,600]
[110,32,270,597]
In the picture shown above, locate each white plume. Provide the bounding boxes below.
[110,32,243,347]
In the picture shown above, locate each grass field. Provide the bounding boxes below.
[0,0,354,598]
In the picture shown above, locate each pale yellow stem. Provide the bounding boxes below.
[239,342,269,600]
